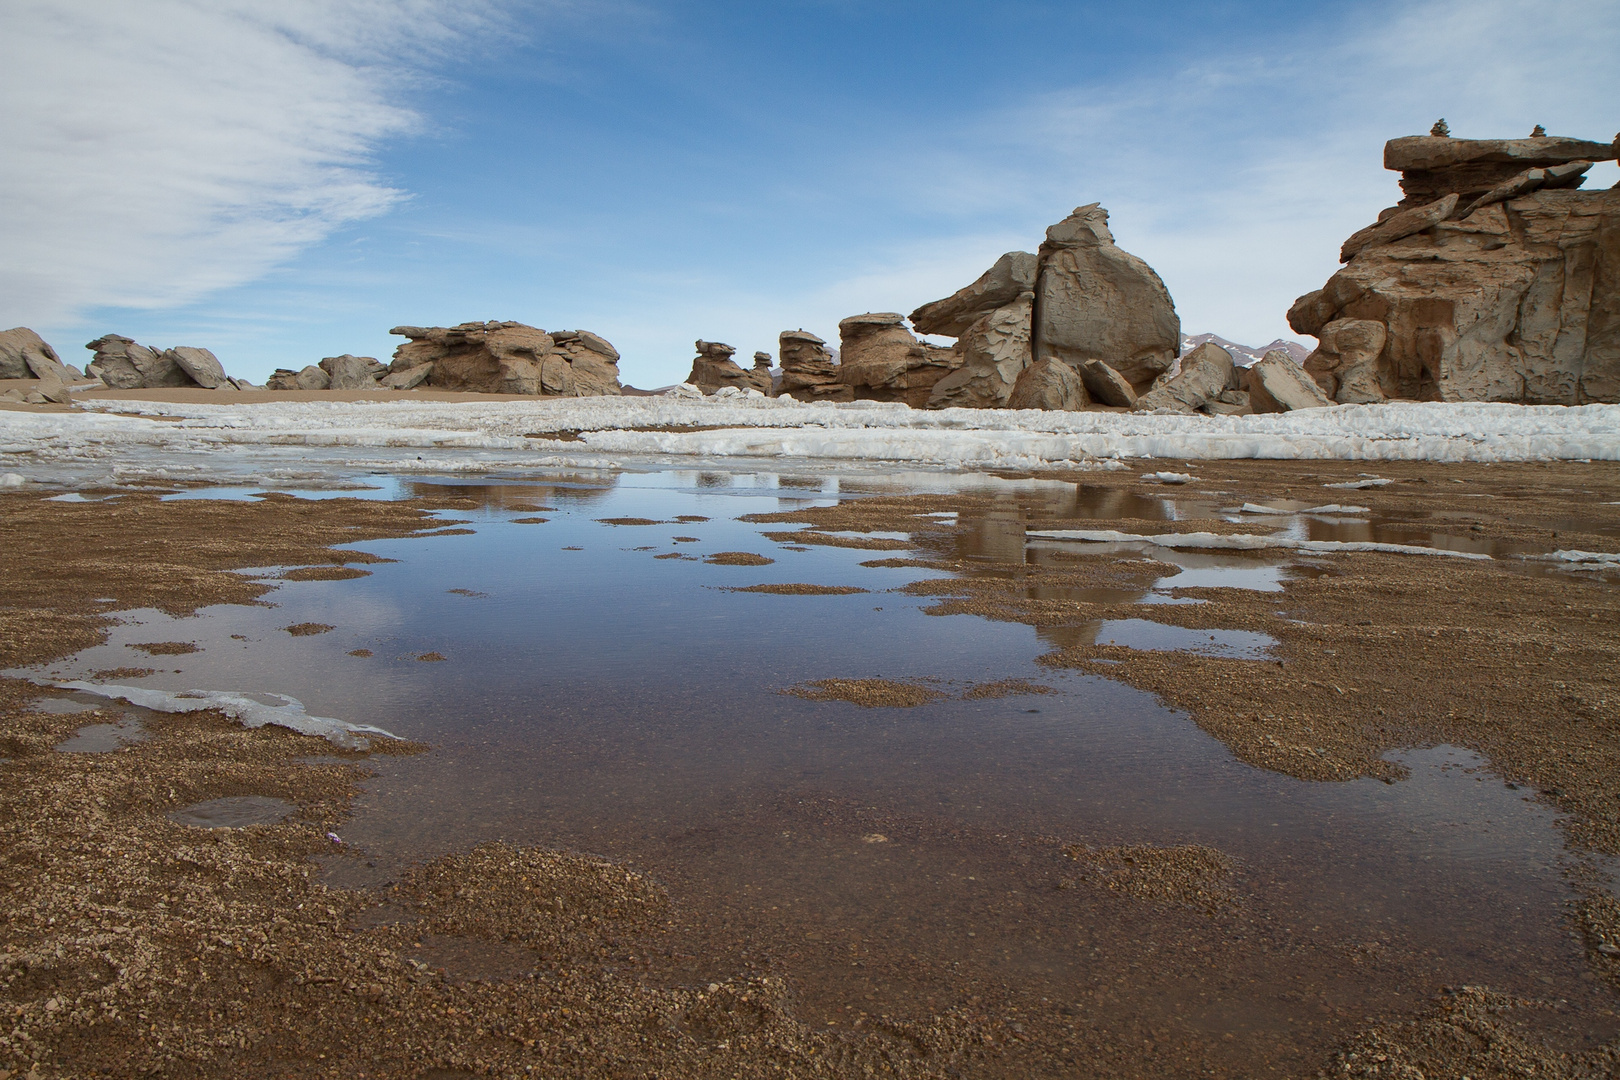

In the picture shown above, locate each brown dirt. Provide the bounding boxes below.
[348,649,373,658]
[782,678,946,708]
[704,551,775,566]
[416,652,447,662]
[128,641,199,655]
[509,516,550,524]
[727,584,870,595]
[960,678,1059,700]
[596,517,664,526]
[761,530,912,551]
[282,566,372,581]
[90,667,155,680]
[284,623,334,636]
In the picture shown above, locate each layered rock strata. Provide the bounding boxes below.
[687,341,771,395]
[0,327,82,403]
[777,330,850,401]
[836,313,961,407]
[386,322,621,397]
[911,205,1178,409]
[1292,131,1620,405]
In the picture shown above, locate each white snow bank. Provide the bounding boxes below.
[1240,503,1370,515]
[59,683,400,750]
[1027,528,1493,560]
[0,396,1614,478]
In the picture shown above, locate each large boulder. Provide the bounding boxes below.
[1134,342,1235,413]
[926,294,1033,409]
[168,346,230,389]
[777,330,851,401]
[687,341,771,395]
[1078,358,1137,408]
[837,313,960,407]
[1291,131,1620,405]
[1033,204,1181,391]
[319,354,384,390]
[85,335,195,389]
[909,253,1038,337]
[1006,357,1089,411]
[1245,350,1335,412]
[387,322,621,397]
[1,328,76,383]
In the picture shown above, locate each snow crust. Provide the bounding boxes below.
[1027,529,1494,560]
[0,396,1616,482]
[59,683,400,750]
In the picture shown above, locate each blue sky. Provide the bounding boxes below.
[3,0,1616,388]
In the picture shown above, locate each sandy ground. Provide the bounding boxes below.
[3,460,1620,1078]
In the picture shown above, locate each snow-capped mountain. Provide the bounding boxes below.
[1180,334,1310,366]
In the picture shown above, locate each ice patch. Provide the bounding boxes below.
[57,683,400,750]
[1540,550,1620,566]
[1323,478,1394,489]
[1145,471,1195,484]
[1240,503,1370,515]
[0,473,24,487]
[1027,529,1493,560]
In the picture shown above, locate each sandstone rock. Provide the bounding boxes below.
[168,346,229,389]
[1033,204,1180,391]
[0,328,74,382]
[1006,357,1089,411]
[1339,194,1458,262]
[1292,134,1620,404]
[1134,342,1234,413]
[687,341,771,395]
[1079,358,1137,407]
[294,365,331,391]
[85,335,193,389]
[926,294,1032,409]
[1246,349,1336,412]
[837,313,961,406]
[264,369,298,390]
[777,330,851,401]
[387,322,621,397]
[319,354,381,390]
[909,252,1038,337]
[1301,320,1389,403]
[1386,134,1616,209]
[380,364,431,390]
[1202,389,1253,416]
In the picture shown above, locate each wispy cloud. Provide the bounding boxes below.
[0,0,498,326]
[817,0,1620,348]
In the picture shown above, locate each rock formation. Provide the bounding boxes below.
[385,322,621,397]
[1291,131,1620,404]
[84,335,247,391]
[1006,357,1089,411]
[910,205,1178,409]
[0,328,83,403]
[777,330,850,401]
[1135,342,1236,414]
[687,341,771,395]
[1243,350,1335,413]
[836,313,961,407]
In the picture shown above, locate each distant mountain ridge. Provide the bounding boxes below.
[1180,333,1310,366]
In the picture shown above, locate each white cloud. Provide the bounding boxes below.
[818,0,1620,351]
[0,0,495,327]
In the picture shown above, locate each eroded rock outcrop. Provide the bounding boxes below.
[1006,357,1089,411]
[85,335,245,391]
[687,341,771,395]
[1134,342,1235,414]
[778,330,850,401]
[1,328,77,384]
[836,313,961,407]
[909,204,1178,410]
[1291,131,1620,404]
[386,322,621,397]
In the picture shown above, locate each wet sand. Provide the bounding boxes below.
[3,461,1620,1078]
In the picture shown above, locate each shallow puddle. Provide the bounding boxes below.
[54,716,146,752]
[24,466,1620,1076]
[168,796,299,829]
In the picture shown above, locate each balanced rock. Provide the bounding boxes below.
[926,294,1033,409]
[687,341,770,395]
[1034,204,1181,391]
[837,313,960,407]
[1291,131,1620,404]
[1006,357,1089,411]
[1385,133,1616,209]
[387,322,621,397]
[777,330,851,401]
[1134,342,1234,413]
[1244,350,1335,412]
[1,328,76,383]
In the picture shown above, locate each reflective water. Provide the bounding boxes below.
[168,795,299,829]
[21,468,1620,1075]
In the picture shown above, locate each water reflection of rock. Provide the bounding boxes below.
[406,478,618,509]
